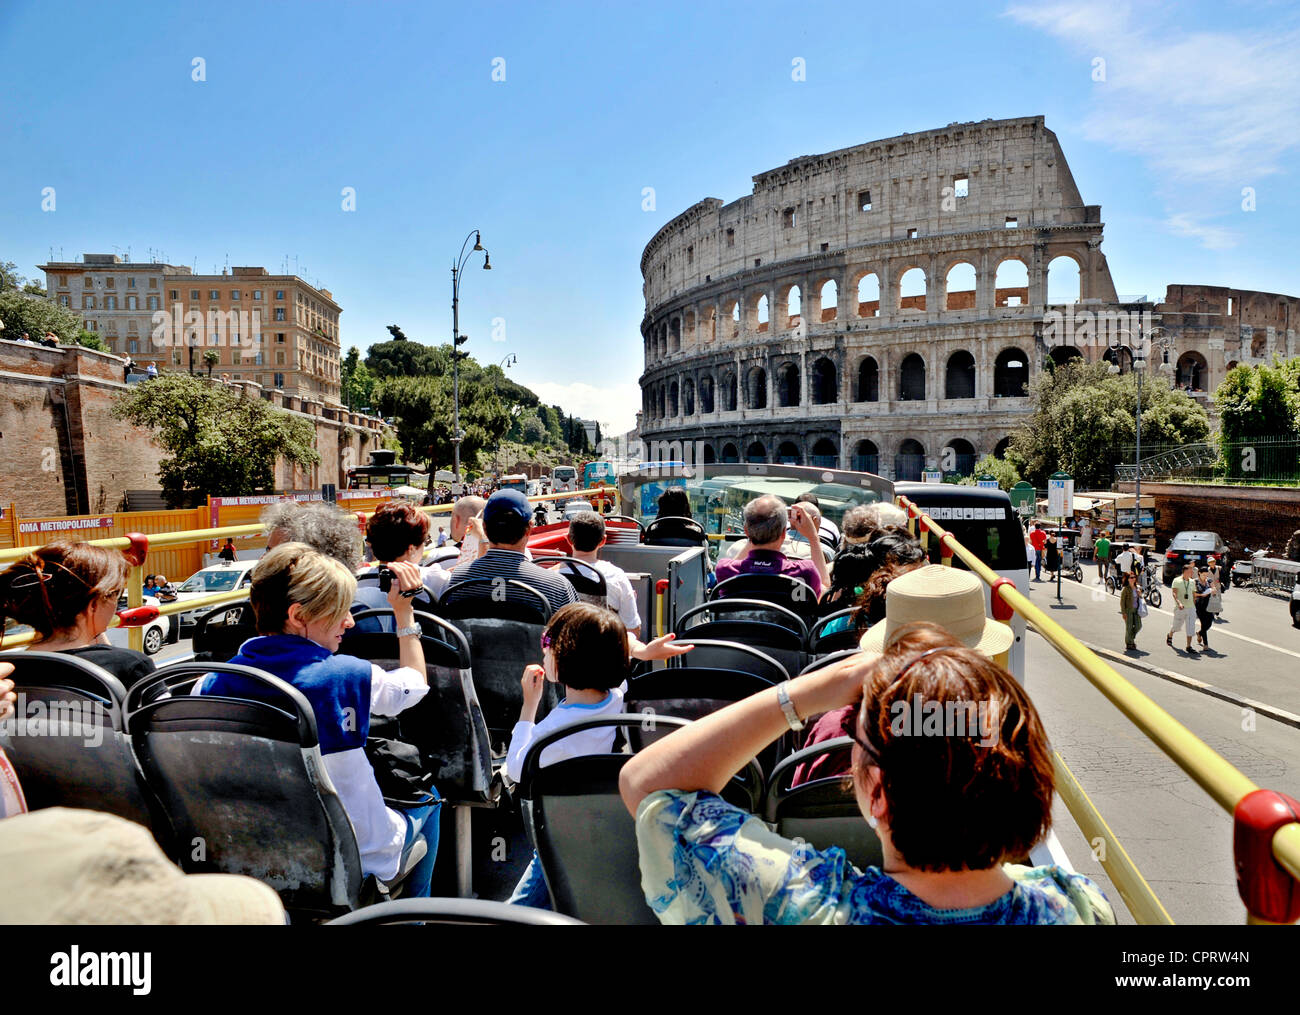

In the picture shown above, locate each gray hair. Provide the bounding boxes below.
[744,495,788,545]
[843,502,907,542]
[260,501,363,571]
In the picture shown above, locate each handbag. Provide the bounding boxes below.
[1207,589,1223,614]
[364,736,442,809]
[1136,596,1148,618]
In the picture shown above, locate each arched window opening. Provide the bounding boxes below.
[945,262,976,311]
[945,350,976,399]
[899,353,925,401]
[994,258,1029,308]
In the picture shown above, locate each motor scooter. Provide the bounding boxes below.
[1231,545,1270,588]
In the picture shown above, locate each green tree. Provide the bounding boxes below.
[1009,360,1209,489]
[203,348,220,377]
[0,287,82,344]
[74,330,108,352]
[112,373,319,507]
[1214,359,1300,445]
[959,454,1022,491]
[341,346,376,409]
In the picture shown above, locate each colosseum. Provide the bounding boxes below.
[637,115,1299,479]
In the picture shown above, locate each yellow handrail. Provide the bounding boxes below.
[897,495,1300,922]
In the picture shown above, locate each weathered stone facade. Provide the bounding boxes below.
[0,340,388,516]
[637,115,1253,479]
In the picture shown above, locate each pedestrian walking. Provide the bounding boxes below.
[1167,561,1198,653]
[1029,522,1047,581]
[218,538,237,563]
[1079,518,1094,560]
[1094,530,1112,584]
[1194,569,1216,650]
[1120,570,1142,651]
[436,526,447,548]
[1044,530,1061,580]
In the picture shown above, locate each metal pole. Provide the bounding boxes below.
[1134,365,1142,552]
[452,265,460,484]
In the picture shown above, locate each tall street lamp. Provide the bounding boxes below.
[451,229,491,482]
[497,352,517,474]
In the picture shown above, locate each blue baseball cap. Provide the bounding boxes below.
[483,489,533,524]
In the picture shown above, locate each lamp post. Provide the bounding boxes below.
[497,353,516,474]
[451,230,491,483]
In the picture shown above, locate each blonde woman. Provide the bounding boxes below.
[196,542,439,896]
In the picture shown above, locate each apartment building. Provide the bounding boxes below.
[161,266,342,404]
[39,254,185,368]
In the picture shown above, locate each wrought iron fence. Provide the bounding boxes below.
[1113,436,1300,485]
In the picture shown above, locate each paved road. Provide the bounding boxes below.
[1019,571,1300,925]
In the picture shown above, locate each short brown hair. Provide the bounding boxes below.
[249,542,356,635]
[366,502,430,563]
[567,511,606,553]
[0,541,129,640]
[544,602,629,691]
[854,621,1054,871]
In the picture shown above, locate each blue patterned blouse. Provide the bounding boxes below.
[635,789,1115,925]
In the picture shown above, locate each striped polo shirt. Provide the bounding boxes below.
[446,548,578,615]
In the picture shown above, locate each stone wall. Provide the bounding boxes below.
[1118,481,1300,556]
[0,341,390,514]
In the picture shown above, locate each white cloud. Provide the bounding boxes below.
[522,377,642,436]
[1005,3,1300,181]
[1164,213,1237,250]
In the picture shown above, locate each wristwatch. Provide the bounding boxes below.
[776,683,805,732]
[394,624,421,639]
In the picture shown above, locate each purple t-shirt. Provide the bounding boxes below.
[714,549,822,599]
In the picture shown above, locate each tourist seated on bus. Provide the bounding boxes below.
[566,511,641,637]
[505,603,631,909]
[195,544,441,896]
[359,501,438,610]
[620,615,1114,925]
[795,492,840,547]
[715,496,827,599]
[817,531,926,630]
[263,501,393,616]
[841,502,910,547]
[0,541,155,691]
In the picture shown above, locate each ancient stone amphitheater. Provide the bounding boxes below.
[636,115,1297,479]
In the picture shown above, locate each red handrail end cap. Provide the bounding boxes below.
[1233,789,1300,924]
[123,532,149,567]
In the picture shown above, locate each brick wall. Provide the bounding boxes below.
[1119,481,1300,557]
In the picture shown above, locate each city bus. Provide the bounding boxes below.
[552,465,578,495]
[498,473,529,495]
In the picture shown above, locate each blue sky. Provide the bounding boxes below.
[2,0,1297,435]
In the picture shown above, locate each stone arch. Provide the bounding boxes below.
[852,439,880,474]
[944,261,977,311]
[1103,346,1134,373]
[776,440,801,464]
[856,356,879,402]
[810,438,838,467]
[729,300,740,339]
[899,352,926,401]
[703,305,717,343]
[994,258,1029,307]
[702,444,717,465]
[855,272,880,317]
[1250,331,1267,358]
[748,293,770,333]
[895,438,926,481]
[945,350,976,399]
[994,347,1029,398]
[1047,254,1081,304]
[699,374,715,414]
[668,380,679,417]
[776,361,801,407]
[784,285,801,327]
[684,310,696,348]
[943,437,976,476]
[810,357,837,404]
[1049,346,1083,367]
[656,385,665,418]
[746,366,767,409]
[818,279,838,321]
[994,435,1012,459]
[746,440,767,463]
[898,267,927,313]
[682,377,695,415]
[1177,351,1208,391]
[721,370,737,411]
[670,318,681,353]
[721,442,739,463]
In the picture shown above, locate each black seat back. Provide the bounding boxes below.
[437,578,553,624]
[355,569,437,618]
[446,616,558,754]
[798,647,862,676]
[807,609,862,655]
[125,662,365,916]
[765,737,883,871]
[666,638,790,685]
[675,600,808,678]
[0,650,158,831]
[644,516,707,548]
[516,715,761,925]
[339,611,493,805]
[711,573,821,625]
[190,599,257,663]
[534,557,608,603]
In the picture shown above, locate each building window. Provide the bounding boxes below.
[233,351,242,365]
[275,290,285,300]
[83,277,93,287]
[820,242,829,252]
[253,289,262,300]
[231,289,241,300]
[128,339,139,354]
[954,176,969,198]
[88,321,97,331]
[687,246,693,264]
[105,278,115,289]
[275,351,285,365]
[754,258,761,268]
[58,275,67,286]
[783,207,796,229]
[191,289,200,300]
[274,373,285,388]
[276,332,285,342]
[858,190,872,212]
[907,228,918,239]
[59,295,69,306]
[148,277,157,288]
[1005,217,1018,228]
[83,296,95,309]
[170,289,178,299]
[147,296,159,310]
[726,229,735,248]
[127,277,136,288]
[274,309,285,321]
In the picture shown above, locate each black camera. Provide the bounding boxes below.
[378,566,421,598]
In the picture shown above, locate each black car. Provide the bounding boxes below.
[1161,530,1229,586]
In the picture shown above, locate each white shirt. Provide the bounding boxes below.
[1114,550,1136,573]
[586,558,642,632]
[505,682,627,783]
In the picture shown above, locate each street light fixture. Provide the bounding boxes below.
[451,229,492,483]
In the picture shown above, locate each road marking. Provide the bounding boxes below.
[1051,577,1300,663]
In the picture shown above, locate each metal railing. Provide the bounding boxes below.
[898,494,1300,925]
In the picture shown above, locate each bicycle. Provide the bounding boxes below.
[1137,564,1162,609]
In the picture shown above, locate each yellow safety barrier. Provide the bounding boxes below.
[897,495,1300,924]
